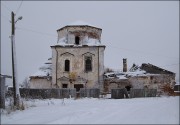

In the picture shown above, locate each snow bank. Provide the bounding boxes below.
[1,97,179,124]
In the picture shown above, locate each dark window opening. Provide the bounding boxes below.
[75,36,80,45]
[85,57,92,72]
[65,60,70,72]
[62,84,68,88]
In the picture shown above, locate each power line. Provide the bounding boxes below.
[16,27,57,37]
[1,2,12,12]
[107,44,179,60]
[16,0,23,16]
[160,63,179,67]
[1,14,10,22]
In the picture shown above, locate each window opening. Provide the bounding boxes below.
[75,36,80,45]
[62,84,68,88]
[85,57,92,72]
[65,60,70,71]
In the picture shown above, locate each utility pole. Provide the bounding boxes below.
[11,11,22,107]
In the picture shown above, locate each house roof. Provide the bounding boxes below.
[57,20,102,31]
[141,63,175,75]
[104,63,175,80]
[0,74,12,78]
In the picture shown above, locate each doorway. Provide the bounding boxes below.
[125,85,132,91]
[74,84,84,91]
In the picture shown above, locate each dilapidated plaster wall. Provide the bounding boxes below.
[30,78,52,88]
[104,74,175,93]
[51,46,105,90]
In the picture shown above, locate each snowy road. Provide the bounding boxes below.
[1,96,179,124]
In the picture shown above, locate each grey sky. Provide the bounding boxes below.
[1,1,179,85]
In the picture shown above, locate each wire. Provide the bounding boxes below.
[1,2,12,12]
[15,0,23,16]
[16,27,57,37]
[107,44,179,60]
[161,63,179,67]
[1,14,10,22]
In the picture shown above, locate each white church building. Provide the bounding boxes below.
[29,21,106,91]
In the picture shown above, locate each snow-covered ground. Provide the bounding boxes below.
[1,96,179,124]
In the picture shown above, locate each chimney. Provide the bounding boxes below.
[123,58,127,72]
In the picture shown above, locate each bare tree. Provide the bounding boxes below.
[21,77,30,88]
[104,67,114,73]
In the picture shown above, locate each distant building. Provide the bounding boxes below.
[29,21,106,91]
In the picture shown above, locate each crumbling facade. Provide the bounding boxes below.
[104,63,176,94]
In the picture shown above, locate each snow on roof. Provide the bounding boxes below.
[85,38,101,46]
[126,69,147,77]
[104,67,155,80]
[117,75,128,80]
[67,20,96,28]
[45,58,52,64]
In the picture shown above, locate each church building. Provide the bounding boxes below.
[29,21,106,91]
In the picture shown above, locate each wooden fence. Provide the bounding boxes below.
[6,88,157,99]
[111,89,157,99]
[0,77,5,108]
[111,88,129,99]
[130,89,157,98]
[6,88,100,99]
[79,88,100,98]
[7,88,76,99]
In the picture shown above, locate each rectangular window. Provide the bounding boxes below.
[65,60,70,72]
[85,56,92,72]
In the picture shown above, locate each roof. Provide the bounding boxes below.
[57,20,102,31]
[0,74,12,78]
[67,20,95,27]
[141,63,175,75]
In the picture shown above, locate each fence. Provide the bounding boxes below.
[0,77,5,108]
[130,89,157,98]
[6,88,157,99]
[111,88,129,99]
[7,88,76,99]
[79,88,100,98]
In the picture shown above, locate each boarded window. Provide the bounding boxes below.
[75,36,80,45]
[65,60,70,72]
[85,57,92,72]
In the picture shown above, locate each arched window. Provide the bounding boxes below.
[75,36,80,45]
[65,60,70,72]
[85,57,92,72]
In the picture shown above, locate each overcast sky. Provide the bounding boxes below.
[1,1,179,85]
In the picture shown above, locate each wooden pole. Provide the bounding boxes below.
[11,11,17,106]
